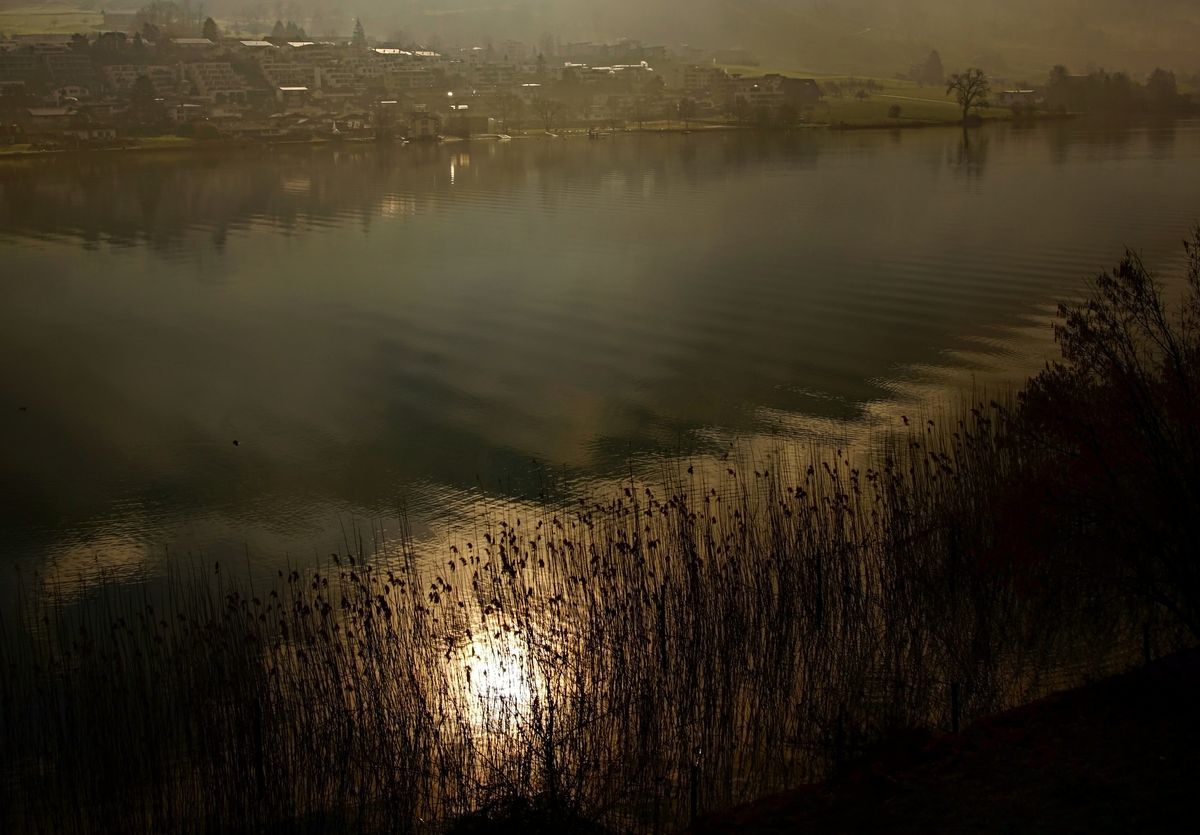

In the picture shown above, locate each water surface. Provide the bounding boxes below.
[2,121,1198,578]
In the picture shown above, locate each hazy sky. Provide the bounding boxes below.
[3,1,1199,74]
[280,1,1200,74]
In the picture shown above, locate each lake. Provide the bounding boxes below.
[2,121,1199,583]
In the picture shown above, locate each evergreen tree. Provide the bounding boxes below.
[130,74,156,107]
[129,74,166,129]
[1146,68,1180,112]
[202,17,220,42]
[270,20,286,41]
[920,50,944,86]
[352,18,367,49]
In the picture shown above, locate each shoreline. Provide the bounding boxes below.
[0,113,1085,161]
[827,112,1078,131]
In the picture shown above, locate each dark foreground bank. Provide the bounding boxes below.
[691,648,1200,834]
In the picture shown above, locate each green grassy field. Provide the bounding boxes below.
[0,136,205,158]
[131,135,199,146]
[820,92,1010,127]
[720,65,1013,126]
[0,4,102,34]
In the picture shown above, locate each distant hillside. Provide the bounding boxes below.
[3,1,1198,76]
[0,3,103,36]
[293,0,1200,75]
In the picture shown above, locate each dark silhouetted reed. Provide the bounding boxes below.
[4,229,1199,833]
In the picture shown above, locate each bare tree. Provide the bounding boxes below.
[533,97,563,133]
[494,92,522,134]
[946,68,991,124]
[628,94,649,130]
[677,97,697,130]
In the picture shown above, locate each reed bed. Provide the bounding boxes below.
[0,402,1138,834]
[4,231,1199,833]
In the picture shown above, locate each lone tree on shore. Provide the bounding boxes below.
[946,68,991,124]
[678,97,697,129]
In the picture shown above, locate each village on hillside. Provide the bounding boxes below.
[0,12,837,149]
[4,7,1192,152]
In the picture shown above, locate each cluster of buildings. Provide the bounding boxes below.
[676,64,822,115]
[0,29,824,147]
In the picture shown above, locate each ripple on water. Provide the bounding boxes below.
[2,124,1200,579]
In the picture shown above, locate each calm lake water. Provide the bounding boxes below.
[2,122,1199,581]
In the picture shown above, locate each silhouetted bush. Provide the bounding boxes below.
[1020,227,1200,636]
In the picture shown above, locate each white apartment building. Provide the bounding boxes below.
[184,63,248,104]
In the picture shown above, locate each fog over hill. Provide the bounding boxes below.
[4,1,1199,74]
[281,0,1200,74]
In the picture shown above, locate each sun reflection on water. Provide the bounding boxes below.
[449,621,543,733]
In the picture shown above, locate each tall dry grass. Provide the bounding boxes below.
[6,229,1200,833]
[0,401,1134,834]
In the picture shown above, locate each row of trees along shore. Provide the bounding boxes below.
[0,200,1199,835]
[945,65,1196,125]
[1045,65,1195,115]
